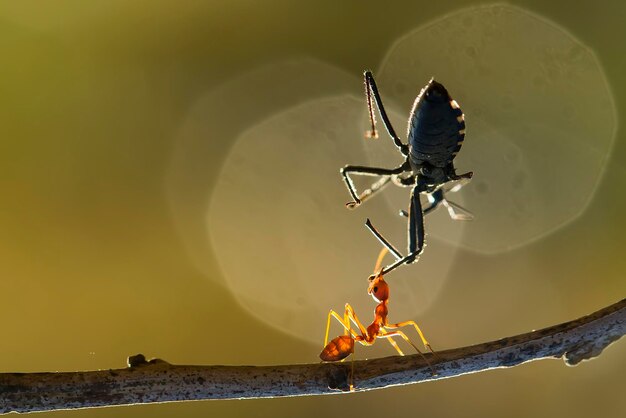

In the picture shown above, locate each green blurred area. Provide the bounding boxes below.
[0,1,624,417]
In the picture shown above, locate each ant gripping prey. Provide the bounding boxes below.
[320,247,436,388]
[341,71,473,276]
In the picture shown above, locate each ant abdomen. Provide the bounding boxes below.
[320,335,354,362]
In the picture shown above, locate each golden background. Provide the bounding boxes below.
[1,1,624,417]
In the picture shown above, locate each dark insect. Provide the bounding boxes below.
[341,71,473,275]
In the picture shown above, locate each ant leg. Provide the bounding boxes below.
[349,343,356,391]
[384,320,434,353]
[378,330,435,375]
[324,309,359,348]
[344,303,369,337]
[363,71,410,156]
[341,164,407,208]
[379,328,405,356]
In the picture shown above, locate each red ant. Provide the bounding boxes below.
[320,247,436,386]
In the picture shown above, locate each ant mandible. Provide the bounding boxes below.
[341,71,473,276]
[320,247,436,376]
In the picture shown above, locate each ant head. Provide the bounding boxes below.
[367,272,389,303]
[424,79,450,102]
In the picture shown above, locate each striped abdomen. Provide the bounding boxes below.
[407,80,466,169]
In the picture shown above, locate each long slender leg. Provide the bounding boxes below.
[364,184,425,276]
[365,219,403,262]
[447,175,472,193]
[384,320,434,353]
[341,164,407,208]
[402,189,473,220]
[392,174,416,188]
[344,304,369,337]
[378,330,435,375]
[364,218,414,276]
[324,309,359,348]
[364,71,409,156]
[442,199,474,221]
[359,175,395,205]
[407,184,425,262]
[379,328,405,356]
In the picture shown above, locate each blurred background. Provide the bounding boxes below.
[0,1,624,417]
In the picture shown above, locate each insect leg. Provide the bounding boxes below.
[450,171,473,182]
[340,164,407,208]
[344,303,369,338]
[379,328,405,356]
[365,218,403,261]
[447,175,472,193]
[365,218,418,277]
[423,189,444,216]
[406,183,425,263]
[378,330,435,375]
[391,173,416,188]
[442,199,474,221]
[364,71,409,156]
[324,309,360,348]
[384,320,434,353]
[357,176,393,206]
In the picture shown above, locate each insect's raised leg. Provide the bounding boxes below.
[365,219,403,262]
[378,330,435,375]
[364,71,410,157]
[341,164,408,208]
[367,184,425,276]
[365,218,417,276]
[324,309,359,348]
[344,303,369,338]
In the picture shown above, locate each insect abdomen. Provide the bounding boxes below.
[407,88,466,168]
[320,335,355,362]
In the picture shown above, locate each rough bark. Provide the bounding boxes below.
[1,298,624,414]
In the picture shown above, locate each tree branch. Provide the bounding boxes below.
[1,299,624,414]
